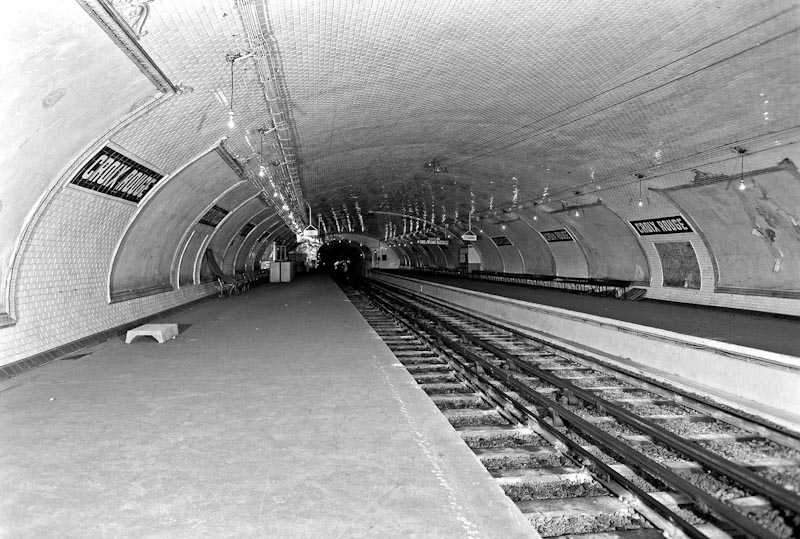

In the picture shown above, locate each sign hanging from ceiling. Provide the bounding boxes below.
[540,229,574,242]
[302,225,319,240]
[461,231,477,241]
[70,145,164,203]
[629,216,694,236]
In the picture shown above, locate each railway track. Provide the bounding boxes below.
[341,278,800,539]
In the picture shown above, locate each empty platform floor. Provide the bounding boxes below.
[0,273,535,538]
[391,272,800,357]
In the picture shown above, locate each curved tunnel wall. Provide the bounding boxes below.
[509,212,556,275]
[478,221,525,273]
[235,212,281,272]
[553,203,650,283]
[472,231,504,272]
[109,149,242,302]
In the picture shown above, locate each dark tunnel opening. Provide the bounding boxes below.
[317,241,369,282]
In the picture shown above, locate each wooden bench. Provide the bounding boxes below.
[125,323,179,344]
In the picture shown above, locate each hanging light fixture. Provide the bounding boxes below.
[258,128,266,177]
[225,53,242,129]
[635,173,645,206]
[735,146,747,190]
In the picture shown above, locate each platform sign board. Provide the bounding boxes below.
[461,231,477,241]
[301,225,319,240]
[629,216,693,236]
[491,236,513,246]
[70,145,164,203]
[199,205,229,227]
[239,223,255,237]
[419,238,448,246]
[540,229,573,242]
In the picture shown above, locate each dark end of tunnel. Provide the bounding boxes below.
[318,241,370,283]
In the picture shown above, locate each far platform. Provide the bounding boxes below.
[384,270,800,357]
[372,270,800,432]
[0,273,536,538]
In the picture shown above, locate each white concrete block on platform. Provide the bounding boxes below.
[124,323,178,344]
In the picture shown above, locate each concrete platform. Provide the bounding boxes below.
[0,274,537,538]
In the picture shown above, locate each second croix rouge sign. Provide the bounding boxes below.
[540,229,573,242]
[70,145,164,203]
[629,216,693,236]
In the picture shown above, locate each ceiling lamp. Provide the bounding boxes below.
[734,146,748,190]
[258,128,267,177]
[225,52,242,129]
[634,173,645,206]
[425,159,447,173]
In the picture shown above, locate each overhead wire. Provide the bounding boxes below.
[446,21,800,168]
[454,6,797,159]
[481,126,800,215]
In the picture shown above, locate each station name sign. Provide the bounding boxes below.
[199,205,229,227]
[419,238,448,245]
[629,216,693,236]
[491,236,512,246]
[239,223,255,237]
[70,146,163,203]
[540,229,573,242]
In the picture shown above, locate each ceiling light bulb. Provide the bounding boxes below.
[574,210,580,217]
[533,215,538,221]
[739,179,746,191]
[637,198,643,207]
[227,110,235,129]
[259,166,266,177]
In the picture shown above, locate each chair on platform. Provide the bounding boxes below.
[217,278,236,297]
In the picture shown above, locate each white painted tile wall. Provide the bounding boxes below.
[0,187,215,367]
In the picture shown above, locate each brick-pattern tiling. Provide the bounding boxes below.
[5,0,800,374]
[88,0,800,318]
[266,0,799,210]
[0,187,215,367]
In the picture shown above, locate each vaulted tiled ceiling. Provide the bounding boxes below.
[267,0,799,223]
[4,0,800,243]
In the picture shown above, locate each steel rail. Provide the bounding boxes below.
[363,281,788,539]
[372,277,800,511]
[453,325,800,516]
[372,276,800,450]
[361,285,706,539]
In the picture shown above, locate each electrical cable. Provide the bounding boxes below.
[454,6,797,159]
[536,124,800,205]
[447,25,799,168]
[477,135,799,216]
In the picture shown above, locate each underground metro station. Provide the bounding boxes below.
[1,1,799,537]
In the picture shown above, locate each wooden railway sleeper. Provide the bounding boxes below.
[360,282,788,538]
[440,314,800,517]
[381,311,710,539]
[387,280,800,452]
[392,302,784,539]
